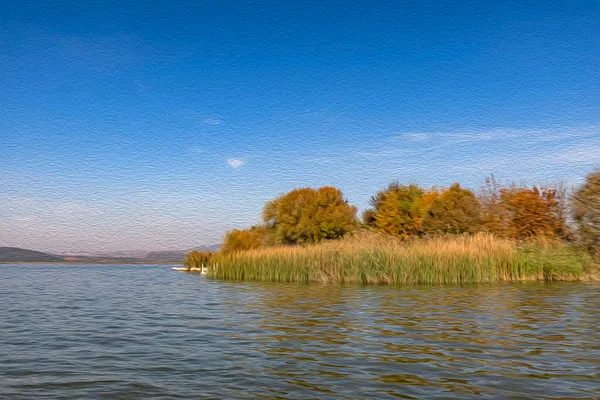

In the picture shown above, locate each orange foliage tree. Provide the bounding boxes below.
[498,186,566,241]
[221,227,265,253]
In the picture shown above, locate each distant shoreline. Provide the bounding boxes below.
[0,261,181,265]
[0,246,219,265]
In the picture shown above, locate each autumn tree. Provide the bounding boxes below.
[422,183,482,235]
[498,186,566,241]
[265,186,358,244]
[363,183,433,239]
[221,227,264,253]
[262,196,281,232]
[572,170,600,253]
[479,175,507,236]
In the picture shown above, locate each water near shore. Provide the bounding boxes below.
[1,264,599,399]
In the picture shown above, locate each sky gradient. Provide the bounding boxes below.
[1,0,599,253]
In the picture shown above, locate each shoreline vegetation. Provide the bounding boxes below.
[183,171,600,285]
[0,261,182,265]
[207,233,596,284]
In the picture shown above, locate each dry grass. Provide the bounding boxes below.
[207,232,589,285]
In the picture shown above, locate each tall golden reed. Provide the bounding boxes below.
[208,232,586,285]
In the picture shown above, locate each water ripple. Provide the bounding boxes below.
[1,264,599,399]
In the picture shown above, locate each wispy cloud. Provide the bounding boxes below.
[358,125,600,159]
[227,158,246,168]
[390,125,599,145]
[354,148,411,160]
[404,133,430,142]
[390,129,520,145]
[447,143,600,172]
[202,117,221,125]
[437,129,522,143]
[555,144,600,164]
[180,110,223,125]
[340,124,600,192]
[190,147,205,154]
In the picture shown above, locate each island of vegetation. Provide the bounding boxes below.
[183,170,600,285]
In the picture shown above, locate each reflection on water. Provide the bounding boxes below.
[1,265,599,399]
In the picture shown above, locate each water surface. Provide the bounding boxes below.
[1,264,599,399]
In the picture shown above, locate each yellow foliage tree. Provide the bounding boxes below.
[265,186,358,244]
[363,183,434,239]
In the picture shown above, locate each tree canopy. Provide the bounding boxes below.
[210,170,600,258]
[572,170,600,253]
[363,183,432,239]
[423,183,482,235]
[264,186,358,244]
[498,186,566,240]
[221,227,264,253]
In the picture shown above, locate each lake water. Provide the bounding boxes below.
[1,264,599,399]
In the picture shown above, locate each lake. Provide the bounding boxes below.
[1,264,599,399]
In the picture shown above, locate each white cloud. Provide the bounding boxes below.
[405,133,430,141]
[202,117,221,125]
[227,158,246,168]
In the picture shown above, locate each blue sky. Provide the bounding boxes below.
[1,0,599,252]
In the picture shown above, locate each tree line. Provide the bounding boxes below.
[212,169,599,257]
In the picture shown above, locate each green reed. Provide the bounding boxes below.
[207,233,588,285]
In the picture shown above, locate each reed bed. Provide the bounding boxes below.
[207,233,588,285]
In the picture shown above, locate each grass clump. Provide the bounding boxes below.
[515,242,592,281]
[207,232,588,285]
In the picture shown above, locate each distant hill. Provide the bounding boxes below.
[0,244,221,263]
[0,247,65,263]
[60,255,150,263]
